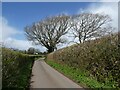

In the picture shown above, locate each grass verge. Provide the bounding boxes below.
[46,60,118,89]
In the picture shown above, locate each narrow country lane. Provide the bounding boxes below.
[30,58,84,89]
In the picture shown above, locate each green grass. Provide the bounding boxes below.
[46,60,118,89]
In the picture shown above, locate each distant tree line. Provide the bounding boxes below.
[8,47,46,55]
[25,13,114,53]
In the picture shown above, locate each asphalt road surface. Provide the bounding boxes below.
[30,58,83,88]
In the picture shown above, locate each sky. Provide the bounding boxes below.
[1,1,118,52]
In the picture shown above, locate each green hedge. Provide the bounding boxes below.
[2,48,35,88]
[47,33,120,88]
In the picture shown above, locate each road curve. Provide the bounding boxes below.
[30,58,83,88]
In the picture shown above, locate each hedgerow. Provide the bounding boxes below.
[2,48,35,88]
[47,33,120,88]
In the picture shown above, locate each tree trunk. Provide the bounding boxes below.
[47,46,54,53]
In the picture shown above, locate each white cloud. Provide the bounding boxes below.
[0,17,21,41]
[99,0,119,2]
[78,2,118,31]
[1,17,46,52]
[3,37,46,51]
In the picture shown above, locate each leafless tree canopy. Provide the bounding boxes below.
[25,13,113,52]
[25,15,71,53]
[71,13,112,43]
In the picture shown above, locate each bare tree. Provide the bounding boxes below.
[25,15,71,53]
[71,13,112,43]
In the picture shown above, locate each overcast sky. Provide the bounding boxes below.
[1,1,118,52]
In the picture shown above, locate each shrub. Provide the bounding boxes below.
[47,33,120,88]
[2,48,35,88]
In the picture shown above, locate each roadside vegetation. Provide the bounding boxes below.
[47,60,116,88]
[2,11,118,89]
[47,33,120,88]
[2,47,38,89]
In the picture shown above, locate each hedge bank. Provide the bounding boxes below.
[47,33,120,88]
[2,48,35,89]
